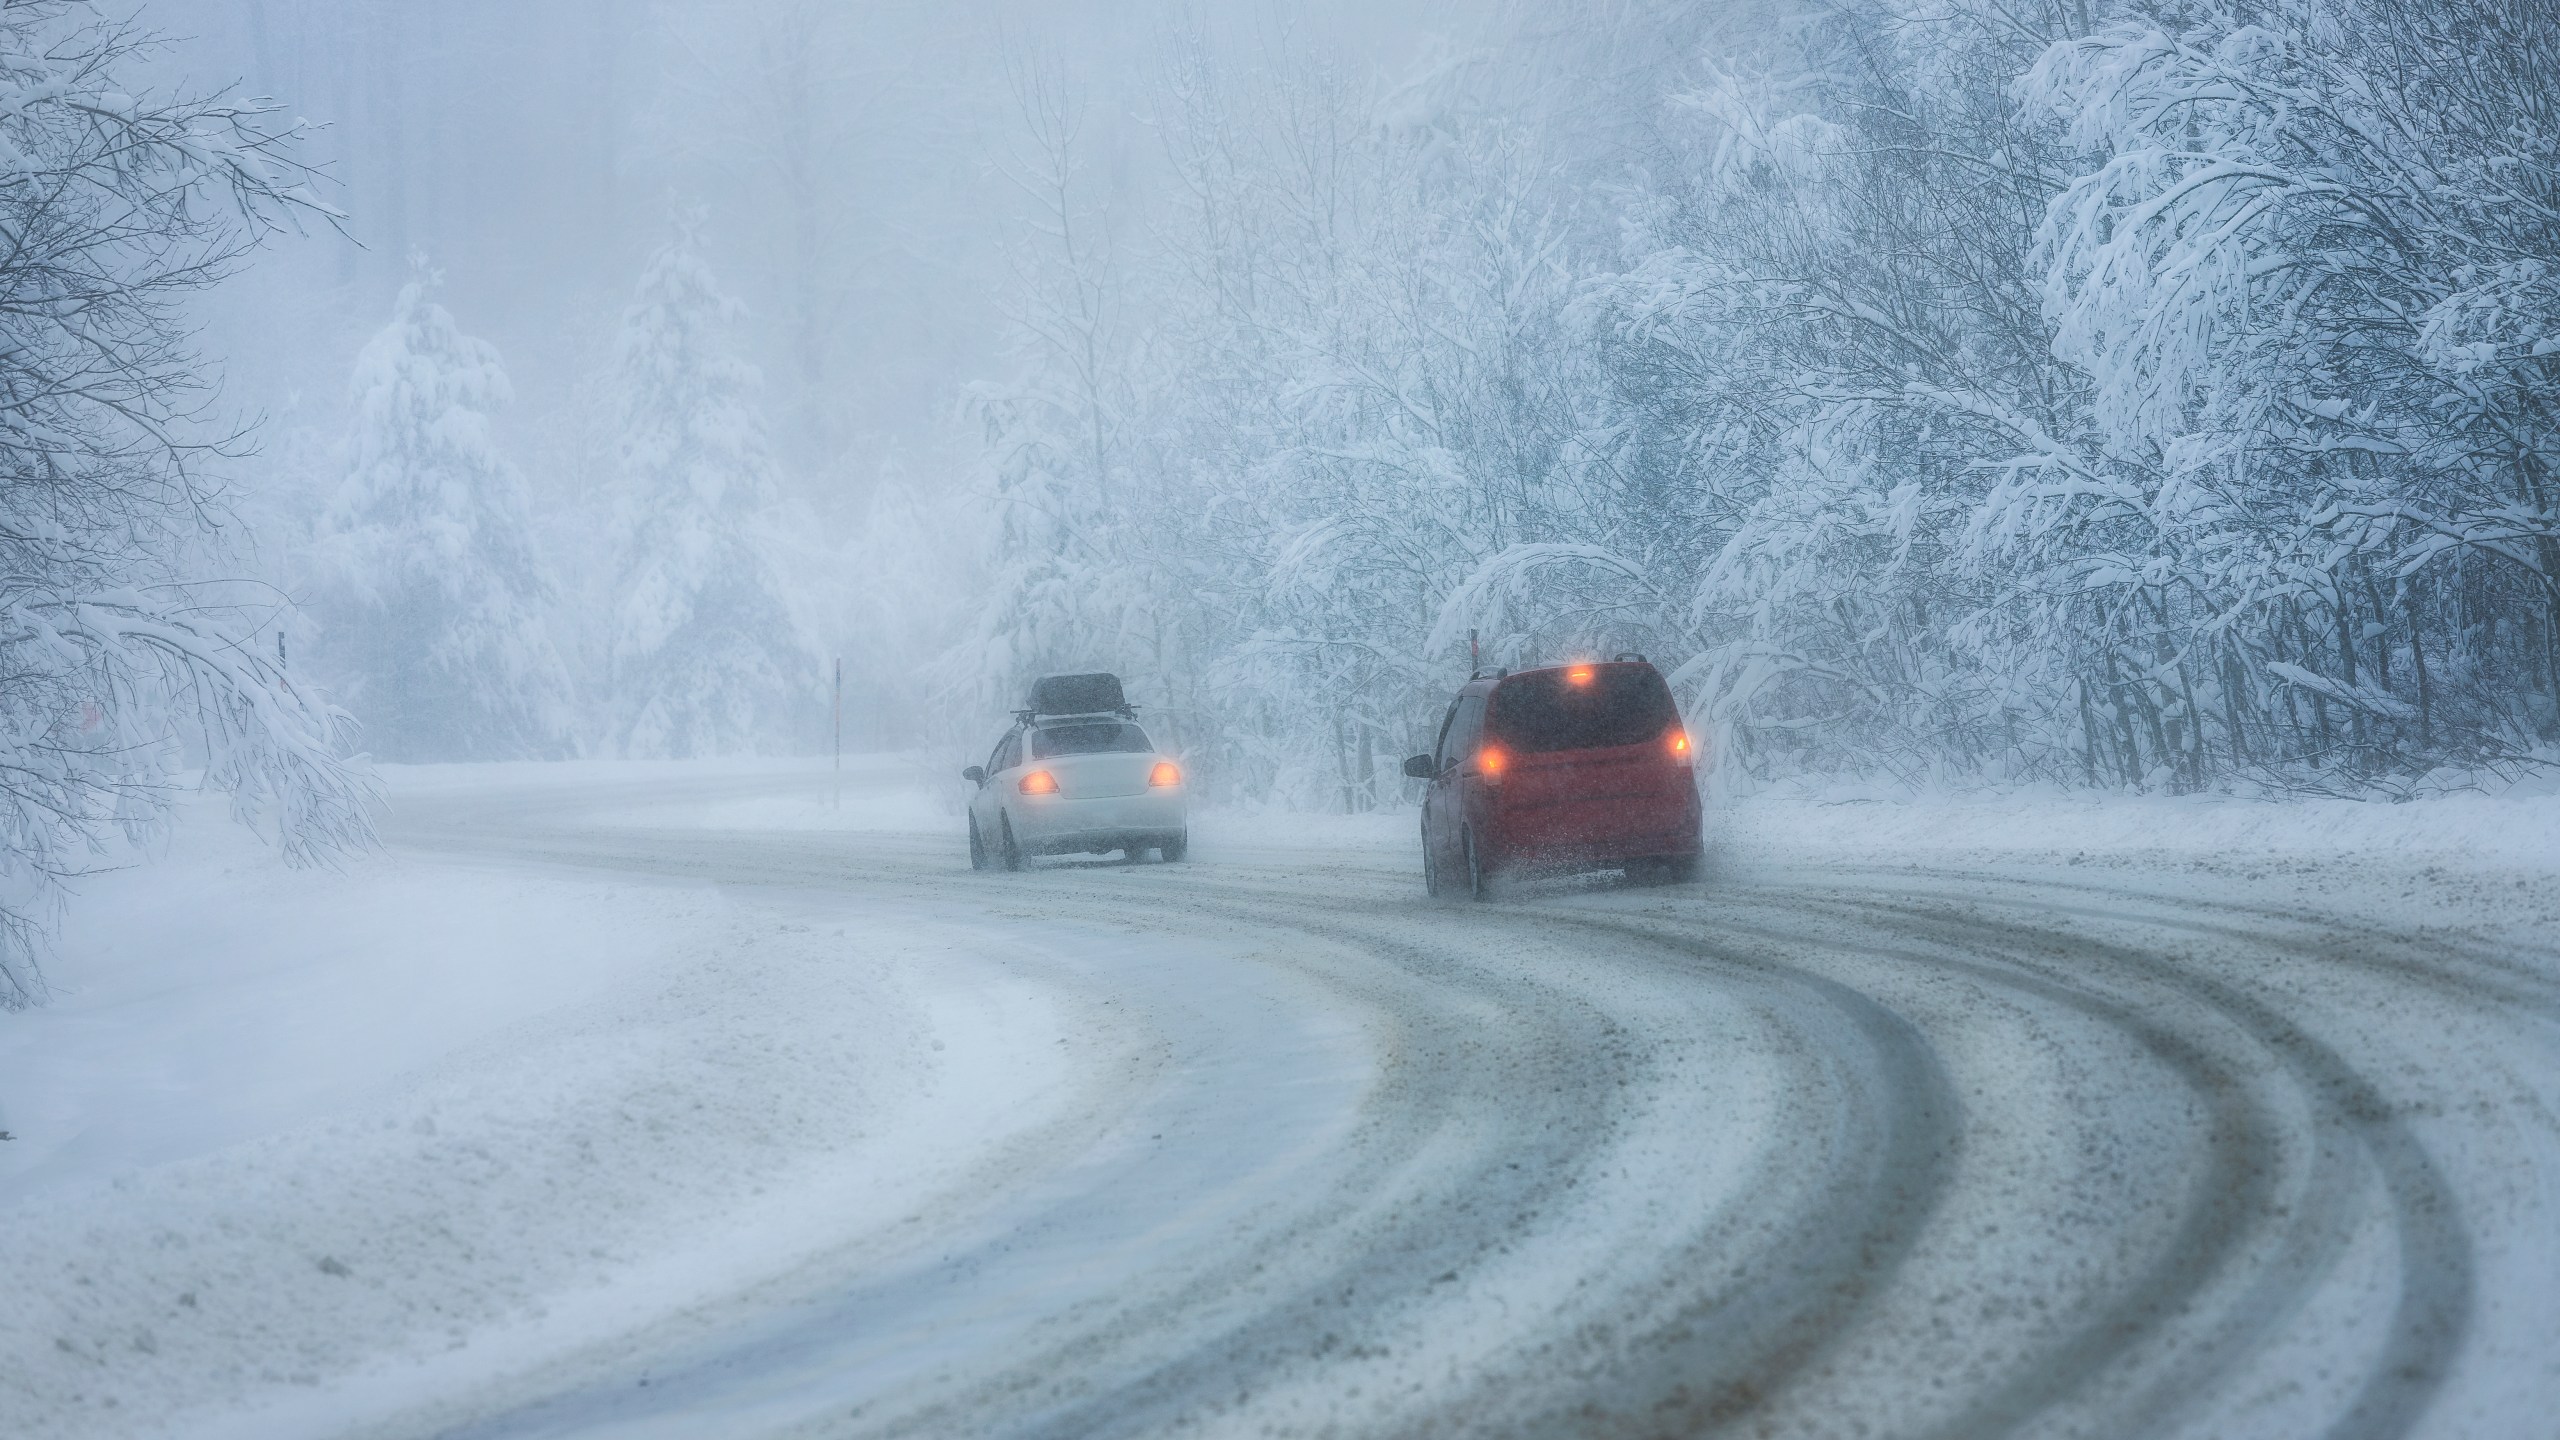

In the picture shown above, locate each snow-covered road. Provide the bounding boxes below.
[11,764,2559,1438]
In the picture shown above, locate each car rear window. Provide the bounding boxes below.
[1030,721,1153,759]
[1489,666,1679,754]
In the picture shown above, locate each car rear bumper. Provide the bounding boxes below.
[1013,791,1186,853]
[1485,793,1700,871]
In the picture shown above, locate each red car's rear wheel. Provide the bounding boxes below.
[1463,828,1497,901]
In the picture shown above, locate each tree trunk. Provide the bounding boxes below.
[2407,582,2433,751]
[2077,675,2100,786]
[2220,639,2250,769]
[1355,719,1375,812]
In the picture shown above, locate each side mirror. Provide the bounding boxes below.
[1401,753,1438,780]
[961,765,985,785]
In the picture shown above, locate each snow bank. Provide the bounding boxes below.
[382,754,956,833]
[0,807,710,1200]
[1713,777,2560,869]
[0,794,1076,1440]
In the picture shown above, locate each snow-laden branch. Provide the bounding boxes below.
[2264,661,2416,722]
[0,4,370,1004]
[1424,543,1662,659]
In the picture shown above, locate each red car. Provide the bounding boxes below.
[1402,659,1703,898]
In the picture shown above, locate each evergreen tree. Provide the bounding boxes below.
[608,225,818,757]
[315,271,575,761]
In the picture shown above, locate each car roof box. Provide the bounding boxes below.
[1028,672,1127,717]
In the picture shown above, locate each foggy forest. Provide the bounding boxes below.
[7,0,2559,989]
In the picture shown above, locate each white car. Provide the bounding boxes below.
[964,713,1188,868]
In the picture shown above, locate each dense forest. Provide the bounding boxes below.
[966,0,2560,805]
[4,0,2556,996]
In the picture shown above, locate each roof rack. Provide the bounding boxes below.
[1017,705,1138,725]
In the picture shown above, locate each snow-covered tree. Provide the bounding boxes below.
[954,58,1157,731]
[0,3,373,1006]
[314,270,575,762]
[2023,0,2560,769]
[955,0,2560,802]
[607,225,819,757]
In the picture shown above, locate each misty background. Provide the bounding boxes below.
[156,0,1540,759]
[146,0,2560,798]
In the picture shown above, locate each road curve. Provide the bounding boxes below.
[376,770,2560,1440]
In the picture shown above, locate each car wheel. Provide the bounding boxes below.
[1159,829,1188,863]
[998,814,1025,871]
[1463,828,1496,902]
[968,816,989,871]
[1629,854,1700,887]
[1421,820,1442,897]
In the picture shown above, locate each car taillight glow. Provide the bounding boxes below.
[1566,664,1595,686]
[1149,760,1181,787]
[1668,729,1692,762]
[1476,746,1507,779]
[1018,770,1059,795]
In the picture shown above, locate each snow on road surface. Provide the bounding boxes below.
[3,758,2557,1439]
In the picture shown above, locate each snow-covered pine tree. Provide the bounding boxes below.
[315,270,575,761]
[607,224,818,758]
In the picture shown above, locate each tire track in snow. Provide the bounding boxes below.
[1741,884,2474,1440]
[1815,861,2560,1022]
[965,896,1958,1440]
[376,779,2538,1439]
[1581,893,2402,1438]
[386,811,1963,1439]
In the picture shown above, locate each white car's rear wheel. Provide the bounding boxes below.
[999,814,1026,871]
[968,816,990,871]
[1160,829,1188,863]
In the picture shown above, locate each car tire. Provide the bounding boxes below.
[1421,820,1443,897]
[1630,854,1700,886]
[1160,829,1188,863]
[998,814,1026,871]
[968,816,989,871]
[1463,828,1496,902]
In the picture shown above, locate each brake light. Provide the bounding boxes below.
[1018,770,1059,795]
[1149,760,1181,787]
[1475,746,1507,779]
[1668,729,1692,763]
[1565,664,1595,686]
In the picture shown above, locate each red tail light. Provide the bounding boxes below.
[1148,761,1181,787]
[1565,664,1595,686]
[1018,770,1059,795]
[1475,746,1507,779]
[1667,729,1693,763]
